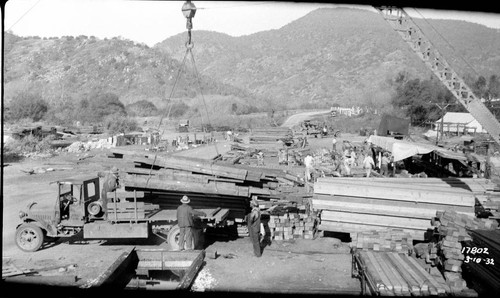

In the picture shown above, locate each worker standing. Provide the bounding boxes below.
[247,199,262,257]
[332,136,337,153]
[257,151,265,166]
[176,195,206,250]
[381,152,390,176]
[304,154,314,182]
[100,166,120,219]
[363,154,375,177]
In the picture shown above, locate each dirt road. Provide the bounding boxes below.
[280,110,331,128]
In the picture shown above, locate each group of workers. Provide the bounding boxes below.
[303,137,394,182]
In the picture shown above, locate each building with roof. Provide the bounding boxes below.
[434,112,485,134]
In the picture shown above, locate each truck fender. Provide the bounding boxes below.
[17,220,47,234]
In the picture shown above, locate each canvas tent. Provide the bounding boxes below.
[435,112,485,134]
[366,135,467,162]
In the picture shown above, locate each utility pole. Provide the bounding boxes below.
[435,103,450,146]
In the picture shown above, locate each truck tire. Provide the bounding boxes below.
[167,225,181,251]
[15,223,44,252]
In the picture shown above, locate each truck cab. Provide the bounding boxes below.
[16,176,101,252]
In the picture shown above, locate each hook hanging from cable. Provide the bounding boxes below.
[182,1,197,48]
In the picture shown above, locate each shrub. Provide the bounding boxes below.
[103,114,138,134]
[4,134,56,157]
[163,101,190,118]
[6,92,48,122]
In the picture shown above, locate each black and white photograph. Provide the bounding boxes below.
[2,0,500,296]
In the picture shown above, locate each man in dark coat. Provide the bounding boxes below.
[247,199,262,257]
[100,166,119,219]
[176,195,206,250]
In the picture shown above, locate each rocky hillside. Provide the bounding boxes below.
[4,7,500,112]
[3,33,262,110]
[157,7,500,109]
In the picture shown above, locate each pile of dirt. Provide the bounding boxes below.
[66,139,113,153]
[191,267,217,292]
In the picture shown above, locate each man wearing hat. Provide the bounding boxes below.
[380,152,391,176]
[176,195,206,250]
[100,166,120,219]
[246,198,262,257]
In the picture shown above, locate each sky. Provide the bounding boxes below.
[3,0,500,47]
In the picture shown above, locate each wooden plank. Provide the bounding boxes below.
[397,255,431,295]
[373,252,404,295]
[356,251,388,295]
[2,263,28,278]
[80,248,135,288]
[392,253,428,294]
[312,199,436,219]
[380,253,410,295]
[364,251,395,293]
[112,190,145,198]
[316,177,476,194]
[386,253,421,296]
[107,202,145,209]
[177,250,205,290]
[318,222,425,240]
[123,175,250,198]
[5,275,77,286]
[405,256,448,295]
[314,182,475,207]
[313,194,475,215]
[321,210,432,230]
[319,177,492,186]
[131,155,251,181]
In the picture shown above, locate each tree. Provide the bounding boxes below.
[126,100,158,117]
[488,75,500,99]
[103,114,138,134]
[6,92,48,122]
[163,101,190,118]
[45,99,77,125]
[78,92,126,124]
[472,76,488,99]
[390,75,462,126]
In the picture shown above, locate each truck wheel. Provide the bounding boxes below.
[15,223,44,252]
[167,225,181,251]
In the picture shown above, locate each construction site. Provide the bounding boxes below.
[2,2,500,297]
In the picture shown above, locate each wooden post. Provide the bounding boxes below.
[114,191,117,222]
[134,189,138,222]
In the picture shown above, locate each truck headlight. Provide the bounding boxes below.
[19,211,26,218]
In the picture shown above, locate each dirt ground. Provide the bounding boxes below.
[2,130,365,294]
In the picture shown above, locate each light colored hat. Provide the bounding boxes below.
[111,166,119,175]
[180,195,190,204]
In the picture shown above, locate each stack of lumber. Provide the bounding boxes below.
[351,229,413,254]
[413,242,439,265]
[313,177,477,240]
[462,229,500,294]
[249,127,293,143]
[431,210,498,294]
[268,211,317,241]
[108,149,302,219]
[355,250,453,296]
[434,210,499,231]
[219,144,257,164]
